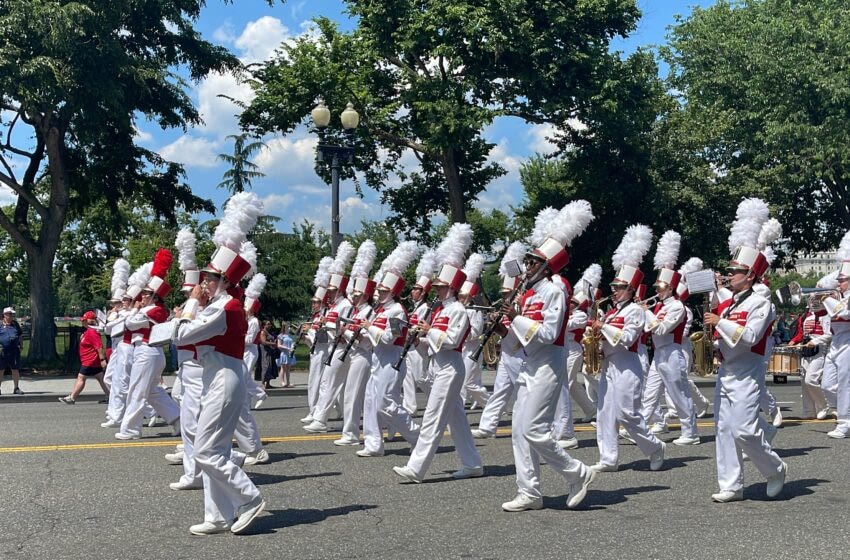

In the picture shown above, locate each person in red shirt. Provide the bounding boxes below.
[59,311,110,404]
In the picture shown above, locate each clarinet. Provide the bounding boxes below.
[324,305,355,366]
[471,274,529,362]
[338,307,375,362]
[393,296,441,370]
[288,324,306,359]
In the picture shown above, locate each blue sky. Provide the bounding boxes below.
[2,1,716,236]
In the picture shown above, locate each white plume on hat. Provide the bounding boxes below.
[380,241,421,276]
[111,258,130,295]
[499,241,528,276]
[577,263,602,294]
[757,218,782,251]
[240,240,258,279]
[528,207,560,247]
[350,240,377,279]
[415,248,439,279]
[175,228,197,272]
[329,241,356,276]
[653,230,681,270]
[612,225,653,270]
[462,253,485,284]
[817,270,840,290]
[314,256,334,287]
[245,273,267,300]
[128,262,153,290]
[436,223,473,268]
[678,257,704,276]
[727,198,770,255]
[213,192,264,251]
[550,200,594,248]
[835,230,850,261]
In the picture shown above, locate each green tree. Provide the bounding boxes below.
[0,0,249,361]
[217,133,267,194]
[660,0,850,257]
[240,0,645,237]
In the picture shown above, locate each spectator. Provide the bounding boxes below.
[276,322,295,387]
[59,311,110,404]
[0,307,23,394]
[259,320,279,389]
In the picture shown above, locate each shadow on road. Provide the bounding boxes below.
[246,503,379,534]
[552,484,671,510]
[248,471,342,486]
[747,477,827,502]
[269,451,335,462]
[775,446,830,458]
[619,454,708,472]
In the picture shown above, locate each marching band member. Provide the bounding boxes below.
[789,292,832,419]
[300,256,334,424]
[304,242,357,433]
[173,192,265,535]
[591,225,665,473]
[472,241,528,438]
[458,253,490,409]
[101,260,133,427]
[102,259,130,392]
[500,201,595,512]
[243,279,267,410]
[357,241,421,457]
[116,250,180,440]
[334,240,377,446]
[704,198,786,503]
[393,224,481,481]
[406,249,438,395]
[822,230,850,439]
[641,231,700,445]
[755,221,784,428]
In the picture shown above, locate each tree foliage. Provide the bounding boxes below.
[217,133,267,194]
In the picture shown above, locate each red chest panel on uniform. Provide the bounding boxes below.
[522,301,544,322]
[373,308,408,346]
[122,328,132,344]
[724,310,771,356]
[136,304,169,343]
[431,309,469,351]
[655,309,686,344]
[203,299,248,359]
[409,313,420,327]
[607,314,639,353]
[346,318,363,333]
[326,311,339,326]
[803,313,826,336]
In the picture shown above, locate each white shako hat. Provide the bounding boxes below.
[527,200,594,274]
[653,230,682,291]
[347,240,378,298]
[500,241,528,292]
[726,198,770,278]
[433,223,474,291]
[175,228,200,292]
[244,273,267,315]
[126,261,152,301]
[110,258,130,301]
[836,231,850,280]
[145,248,173,298]
[675,257,704,301]
[413,249,439,293]
[571,263,602,311]
[376,241,420,297]
[460,253,485,297]
[203,192,264,284]
[327,241,356,294]
[312,256,334,303]
[611,224,653,290]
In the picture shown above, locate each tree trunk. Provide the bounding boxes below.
[441,149,467,223]
[26,249,58,362]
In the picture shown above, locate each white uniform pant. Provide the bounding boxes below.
[406,351,480,477]
[105,342,133,424]
[567,343,596,419]
[120,344,179,437]
[242,345,267,402]
[194,352,261,524]
[800,352,827,418]
[714,369,784,492]
[642,364,664,426]
[664,379,711,418]
[512,354,586,499]
[178,360,204,485]
[308,343,329,415]
[461,348,490,407]
[759,340,779,418]
[408,349,432,396]
[312,347,350,424]
[340,347,372,441]
[103,337,122,389]
[597,353,662,467]
[477,352,521,434]
[362,348,419,454]
[233,367,263,454]
[402,365,418,414]
[825,341,850,435]
[552,345,584,440]
[642,345,698,437]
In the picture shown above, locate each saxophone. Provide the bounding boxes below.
[689,293,716,377]
[582,296,611,378]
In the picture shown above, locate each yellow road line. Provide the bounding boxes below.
[0,418,834,454]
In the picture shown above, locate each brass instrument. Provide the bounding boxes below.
[582,296,612,378]
[482,333,501,367]
[690,294,716,377]
[636,294,661,307]
[775,281,835,306]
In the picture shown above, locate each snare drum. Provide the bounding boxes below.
[768,347,801,382]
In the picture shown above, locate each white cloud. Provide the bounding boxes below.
[260,193,295,215]
[134,125,153,143]
[158,136,222,168]
[196,72,255,137]
[527,123,559,155]
[0,186,17,206]
[254,131,318,178]
[476,137,525,212]
[235,16,291,64]
[212,21,237,44]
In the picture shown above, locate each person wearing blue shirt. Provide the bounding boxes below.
[276,323,295,387]
[0,307,23,395]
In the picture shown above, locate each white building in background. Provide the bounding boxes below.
[793,250,836,276]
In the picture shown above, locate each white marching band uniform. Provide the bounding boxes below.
[242,315,267,406]
[823,290,850,438]
[103,308,134,426]
[304,309,329,421]
[793,308,831,419]
[407,298,433,394]
[461,307,490,408]
[551,304,587,445]
[336,299,374,445]
[473,314,522,437]
[305,294,353,430]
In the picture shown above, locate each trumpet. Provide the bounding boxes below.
[635,294,661,307]
[775,281,837,306]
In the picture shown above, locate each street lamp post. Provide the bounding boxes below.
[311,100,360,256]
[5,273,12,308]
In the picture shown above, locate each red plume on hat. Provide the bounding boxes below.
[146,248,173,298]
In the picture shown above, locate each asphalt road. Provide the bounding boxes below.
[0,381,846,560]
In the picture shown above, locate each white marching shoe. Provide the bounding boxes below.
[556,437,579,450]
[392,465,422,483]
[711,490,743,503]
[244,448,270,466]
[567,468,596,509]
[649,442,666,471]
[231,497,267,534]
[303,420,329,433]
[766,462,787,498]
[501,493,543,512]
[164,451,184,465]
[451,466,484,479]
[672,435,701,446]
[189,521,230,535]
[470,428,495,439]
